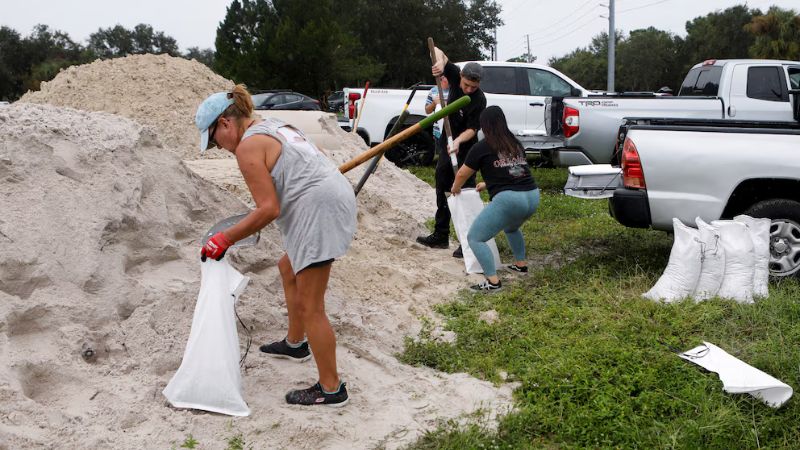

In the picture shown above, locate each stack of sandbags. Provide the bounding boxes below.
[644,215,771,303]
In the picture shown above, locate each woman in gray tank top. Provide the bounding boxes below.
[196,85,356,407]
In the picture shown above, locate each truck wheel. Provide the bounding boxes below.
[744,199,800,277]
[384,128,434,167]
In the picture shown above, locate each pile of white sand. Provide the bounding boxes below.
[20,54,234,160]
[2,56,515,449]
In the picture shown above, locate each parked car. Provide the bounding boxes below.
[252,90,320,111]
[327,90,344,113]
[547,59,800,166]
[342,61,590,166]
[605,88,800,277]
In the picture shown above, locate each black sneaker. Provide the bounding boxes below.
[452,245,463,259]
[259,338,311,363]
[507,264,528,273]
[416,233,448,249]
[470,279,502,292]
[286,382,349,407]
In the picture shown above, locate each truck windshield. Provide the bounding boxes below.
[678,66,722,96]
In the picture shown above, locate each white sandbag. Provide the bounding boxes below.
[734,215,771,298]
[643,218,702,302]
[693,218,725,301]
[447,188,502,274]
[680,342,792,408]
[712,220,755,304]
[163,258,251,416]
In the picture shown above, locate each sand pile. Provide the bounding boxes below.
[20,54,234,160]
[2,57,515,448]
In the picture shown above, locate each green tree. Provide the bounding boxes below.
[88,23,180,58]
[549,32,620,91]
[746,6,800,60]
[0,27,29,100]
[334,0,501,87]
[184,47,215,67]
[214,0,382,95]
[617,27,682,91]
[683,5,759,63]
[214,0,277,87]
[23,24,87,92]
[507,54,535,63]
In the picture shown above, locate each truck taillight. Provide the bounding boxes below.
[622,137,646,189]
[563,106,580,138]
[348,92,361,118]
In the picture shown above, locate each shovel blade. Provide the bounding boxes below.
[203,213,260,248]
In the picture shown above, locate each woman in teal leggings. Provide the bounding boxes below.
[451,106,540,291]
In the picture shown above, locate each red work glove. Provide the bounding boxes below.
[201,232,232,262]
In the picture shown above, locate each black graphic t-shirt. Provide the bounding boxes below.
[464,140,537,199]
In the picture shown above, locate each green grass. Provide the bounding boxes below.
[403,167,800,449]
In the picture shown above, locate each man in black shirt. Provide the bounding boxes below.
[416,47,487,256]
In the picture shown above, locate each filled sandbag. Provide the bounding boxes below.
[693,218,725,301]
[643,218,702,302]
[163,259,251,416]
[712,220,755,304]
[734,215,771,298]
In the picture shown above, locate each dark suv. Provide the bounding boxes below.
[252,90,320,111]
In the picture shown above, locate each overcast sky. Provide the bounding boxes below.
[2,0,797,65]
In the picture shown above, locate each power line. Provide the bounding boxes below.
[526,0,599,36]
[526,5,602,41]
[530,16,604,48]
[618,0,671,14]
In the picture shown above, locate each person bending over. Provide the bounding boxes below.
[416,47,486,259]
[451,106,539,292]
[196,85,356,407]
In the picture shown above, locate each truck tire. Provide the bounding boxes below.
[744,199,800,277]
[383,127,434,167]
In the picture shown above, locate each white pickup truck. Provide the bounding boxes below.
[548,59,800,166]
[342,61,589,165]
[608,89,800,277]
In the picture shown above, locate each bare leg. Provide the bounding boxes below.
[295,263,339,391]
[278,254,305,343]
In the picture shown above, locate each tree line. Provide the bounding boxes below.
[548,5,800,92]
[1,2,798,102]
[0,23,215,101]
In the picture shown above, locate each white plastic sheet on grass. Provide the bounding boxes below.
[643,218,702,302]
[163,258,251,416]
[680,342,792,408]
[447,188,501,274]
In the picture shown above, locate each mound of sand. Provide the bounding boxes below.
[20,54,234,160]
[1,99,514,447]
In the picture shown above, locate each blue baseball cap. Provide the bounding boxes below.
[196,92,235,152]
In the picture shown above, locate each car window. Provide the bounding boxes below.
[252,93,270,106]
[480,66,517,95]
[747,66,788,102]
[266,94,286,105]
[788,67,800,90]
[285,94,303,103]
[527,69,572,97]
[678,66,721,96]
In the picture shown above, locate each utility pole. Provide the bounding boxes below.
[492,27,497,61]
[526,34,532,63]
[607,0,616,92]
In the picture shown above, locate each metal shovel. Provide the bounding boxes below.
[202,213,261,248]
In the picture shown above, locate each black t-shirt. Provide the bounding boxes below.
[464,140,537,199]
[440,62,487,153]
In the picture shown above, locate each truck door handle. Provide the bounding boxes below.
[529,102,544,107]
